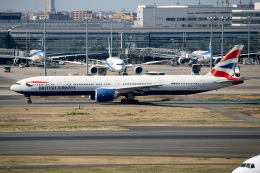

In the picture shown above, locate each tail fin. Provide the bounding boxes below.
[207,45,244,78]
[208,39,212,55]
[108,38,111,58]
[202,40,211,56]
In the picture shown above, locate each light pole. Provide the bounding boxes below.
[86,17,88,75]
[219,17,229,60]
[110,18,113,57]
[44,17,47,76]
[207,17,215,69]
[247,16,251,62]
[154,3,156,27]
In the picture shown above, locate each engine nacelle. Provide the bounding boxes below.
[178,57,186,64]
[13,58,20,65]
[134,66,143,75]
[89,65,98,75]
[95,88,117,102]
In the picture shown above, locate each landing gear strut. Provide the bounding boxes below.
[121,92,139,104]
[25,95,32,104]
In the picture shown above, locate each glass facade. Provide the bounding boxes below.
[1,29,259,57]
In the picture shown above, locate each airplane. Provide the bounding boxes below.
[10,44,245,104]
[65,39,169,75]
[12,35,87,65]
[232,155,260,173]
[178,42,212,65]
[13,37,45,64]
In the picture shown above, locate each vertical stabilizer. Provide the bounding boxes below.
[108,38,111,58]
[207,45,244,78]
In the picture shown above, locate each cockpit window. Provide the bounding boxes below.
[15,83,21,85]
[240,163,246,167]
[240,163,255,169]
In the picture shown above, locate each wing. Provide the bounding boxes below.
[49,53,103,59]
[56,60,109,68]
[112,84,164,94]
[0,55,30,59]
[125,60,169,68]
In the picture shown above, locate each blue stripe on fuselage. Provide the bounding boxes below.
[105,60,112,70]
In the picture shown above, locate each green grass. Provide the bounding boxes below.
[66,112,90,115]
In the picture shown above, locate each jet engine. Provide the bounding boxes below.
[89,65,98,75]
[13,58,20,65]
[95,88,117,102]
[134,66,143,75]
[202,55,210,63]
[178,57,186,64]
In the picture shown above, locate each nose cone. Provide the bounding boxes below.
[119,65,125,72]
[10,85,15,91]
[10,83,20,93]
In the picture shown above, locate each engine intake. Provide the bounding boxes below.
[134,66,143,75]
[89,65,98,75]
[178,57,186,64]
[95,88,117,102]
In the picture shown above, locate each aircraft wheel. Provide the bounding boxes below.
[134,100,139,104]
[28,100,32,104]
[121,99,126,104]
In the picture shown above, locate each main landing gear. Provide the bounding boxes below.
[121,99,139,104]
[25,95,32,104]
[121,92,139,104]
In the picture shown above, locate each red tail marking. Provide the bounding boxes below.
[219,49,243,63]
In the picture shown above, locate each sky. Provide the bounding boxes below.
[1,0,259,13]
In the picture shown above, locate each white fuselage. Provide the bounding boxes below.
[10,75,234,97]
[29,50,45,63]
[190,50,211,63]
[105,57,125,73]
[232,155,260,173]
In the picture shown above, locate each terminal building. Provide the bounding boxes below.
[0,3,259,63]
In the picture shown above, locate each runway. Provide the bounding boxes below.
[1,127,260,158]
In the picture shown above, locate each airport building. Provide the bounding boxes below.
[134,4,257,28]
[232,3,260,26]
[0,3,259,63]
[0,24,258,62]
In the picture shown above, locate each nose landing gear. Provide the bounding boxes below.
[25,95,32,104]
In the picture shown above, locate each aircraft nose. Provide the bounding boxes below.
[10,84,19,92]
[10,85,16,91]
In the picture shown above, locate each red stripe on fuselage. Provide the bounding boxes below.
[27,81,48,84]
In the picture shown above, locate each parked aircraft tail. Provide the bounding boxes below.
[207,45,244,78]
